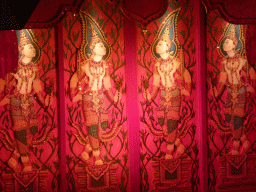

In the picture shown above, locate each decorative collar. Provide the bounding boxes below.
[89,58,104,67]
[159,55,173,63]
[18,60,34,69]
[226,53,240,62]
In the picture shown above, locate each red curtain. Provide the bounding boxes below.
[0,30,18,79]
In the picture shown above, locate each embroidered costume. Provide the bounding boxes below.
[10,61,42,156]
[11,93,39,156]
[71,58,110,139]
[155,56,181,134]
[221,54,247,134]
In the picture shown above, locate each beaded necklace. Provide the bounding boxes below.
[17,61,34,82]
[225,54,241,105]
[226,54,240,73]
[158,56,175,87]
[89,59,105,90]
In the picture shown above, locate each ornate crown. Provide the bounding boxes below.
[159,21,171,47]
[18,30,32,53]
[89,26,103,50]
[226,25,238,47]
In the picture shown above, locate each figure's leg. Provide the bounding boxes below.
[158,118,164,127]
[14,130,33,172]
[21,155,32,172]
[158,117,168,136]
[166,141,174,160]
[88,124,103,165]
[229,116,243,155]
[8,149,20,172]
[100,121,108,135]
[175,138,186,159]
[157,109,166,133]
[165,119,178,160]
[241,134,251,154]
[28,126,38,148]
[80,143,92,163]
[92,149,103,166]
[29,126,38,136]
[225,114,231,124]
[101,121,108,130]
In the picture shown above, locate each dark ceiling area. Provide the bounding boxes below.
[0,0,40,30]
[0,0,82,30]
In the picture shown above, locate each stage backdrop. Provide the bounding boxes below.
[0,28,58,191]
[63,0,128,191]
[2,0,256,192]
[207,9,256,192]
[137,0,199,191]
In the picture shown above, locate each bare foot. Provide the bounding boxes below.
[23,165,33,172]
[166,143,174,160]
[242,140,251,154]
[8,157,19,172]
[95,159,103,166]
[21,156,32,172]
[165,154,174,160]
[80,151,90,163]
[228,150,240,156]
[229,140,240,155]
[176,144,186,159]
[93,150,103,166]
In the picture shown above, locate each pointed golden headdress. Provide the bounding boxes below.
[89,26,103,50]
[159,21,171,48]
[226,25,238,47]
[18,30,32,53]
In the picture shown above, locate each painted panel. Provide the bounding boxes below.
[0,29,58,191]
[138,0,198,191]
[63,1,128,191]
[207,10,256,191]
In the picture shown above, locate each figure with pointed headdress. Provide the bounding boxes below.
[0,30,51,172]
[70,21,120,166]
[213,24,256,155]
[144,18,191,160]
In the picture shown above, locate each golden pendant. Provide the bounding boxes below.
[231,85,238,105]
[92,91,100,113]
[21,94,30,118]
[164,88,172,107]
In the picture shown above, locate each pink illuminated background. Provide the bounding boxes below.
[0,0,256,191]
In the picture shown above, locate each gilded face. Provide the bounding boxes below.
[93,42,106,56]
[22,43,36,58]
[223,38,235,52]
[156,40,169,55]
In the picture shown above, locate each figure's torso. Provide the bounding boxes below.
[223,55,246,86]
[16,62,36,95]
[82,59,107,91]
[156,57,178,88]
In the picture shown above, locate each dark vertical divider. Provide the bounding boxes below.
[123,16,141,191]
[55,21,67,191]
[196,0,208,191]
